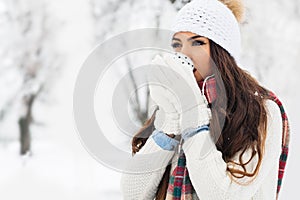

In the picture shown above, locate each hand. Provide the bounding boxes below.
[147,54,182,135]
[162,52,212,133]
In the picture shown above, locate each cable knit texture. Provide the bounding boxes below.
[120,99,282,199]
[120,136,176,200]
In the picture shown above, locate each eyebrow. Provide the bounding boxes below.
[172,35,204,42]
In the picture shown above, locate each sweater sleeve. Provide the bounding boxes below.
[182,99,282,200]
[120,133,176,200]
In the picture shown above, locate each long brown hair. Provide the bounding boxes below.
[131,39,269,199]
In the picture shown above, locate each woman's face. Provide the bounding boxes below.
[171,31,212,82]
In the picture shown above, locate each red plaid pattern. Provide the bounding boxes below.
[266,91,290,200]
[198,76,217,104]
[166,79,290,200]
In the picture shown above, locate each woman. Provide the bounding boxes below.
[120,0,289,199]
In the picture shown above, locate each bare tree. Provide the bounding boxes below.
[0,0,59,155]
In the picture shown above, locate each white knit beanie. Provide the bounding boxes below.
[171,0,243,64]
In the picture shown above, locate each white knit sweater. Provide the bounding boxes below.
[120,99,282,200]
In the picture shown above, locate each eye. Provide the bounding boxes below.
[171,42,181,49]
[192,40,206,46]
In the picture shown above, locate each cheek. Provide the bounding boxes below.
[193,53,211,78]
[193,69,203,82]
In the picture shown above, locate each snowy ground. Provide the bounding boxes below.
[0,140,122,200]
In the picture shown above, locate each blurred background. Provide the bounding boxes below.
[0,0,299,199]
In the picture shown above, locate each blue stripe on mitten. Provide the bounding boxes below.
[151,129,180,151]
[181,125,209,141]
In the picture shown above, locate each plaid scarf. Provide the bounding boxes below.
[166,78,290,200]
[267,90,290,199]
[166,150,195,200]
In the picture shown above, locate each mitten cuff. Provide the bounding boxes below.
[151,130,180,151]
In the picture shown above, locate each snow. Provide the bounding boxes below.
[0,0,299,199]
[0,0,123,199]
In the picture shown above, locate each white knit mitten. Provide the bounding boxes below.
[163,52,212,133]
[147,55,181,135]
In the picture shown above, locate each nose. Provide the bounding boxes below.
[179,44,194,64]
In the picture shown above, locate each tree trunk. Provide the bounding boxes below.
[19,115,31,155]
[18,94,35,155]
